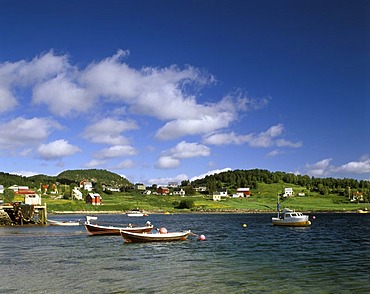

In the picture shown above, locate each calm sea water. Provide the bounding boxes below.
[0,213,369,293]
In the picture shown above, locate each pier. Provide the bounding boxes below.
[0,203,47,225]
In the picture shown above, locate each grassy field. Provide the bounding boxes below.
[41,183,370,214]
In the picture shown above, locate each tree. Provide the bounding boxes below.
[3,189,15,204]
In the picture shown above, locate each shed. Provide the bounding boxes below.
[86,193,102,205]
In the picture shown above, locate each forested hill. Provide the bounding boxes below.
[56,169,131,186]
[0,169,131,188]
[191,169,369,196]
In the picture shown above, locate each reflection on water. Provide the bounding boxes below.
[0,213,369,293]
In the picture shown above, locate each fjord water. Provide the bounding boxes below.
[1,213,369,293]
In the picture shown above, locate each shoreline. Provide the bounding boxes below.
[49,209,364,215]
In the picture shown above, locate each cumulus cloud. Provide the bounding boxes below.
[333,157,370,174]
[113,159,135,169]
[94,145,137,159]
[156,141,210,169]
[1,50,258,141]
[203,123,298,149]
[305,157,370,177]
[37,139,81,160]
[306,158,332,177]
[0,117,61,150]
[148,173,189,186]
[83,118,138,145]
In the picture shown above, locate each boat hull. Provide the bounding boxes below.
[120,230,191,243]
[85,223,153,235]
[48,220,81,226]
[272,218,311,227]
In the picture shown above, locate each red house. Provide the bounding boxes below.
[86,193,102,205]
[157,187,170,195]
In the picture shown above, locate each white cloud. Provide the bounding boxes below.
[148,173,189,186]
[203,124,289,148]
[113,159,135,169]
[37,139,81,160]
[333,157,370,174]
[190,167,232,181]
[1,51,270,143]
[155,156,181,169]
[156,141,210,169]
[83,118,138,145]
[276,139,302,148]
[94,145,137,159]
[83,159,107,168]
[169,141,210,159]
[305,158,332,177]
[267,149,283,157]
[33,75,92,117]
[0,117,61,150]
[155,113,233,140]
[305,157,370,178]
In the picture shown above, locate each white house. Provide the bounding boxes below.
[0,185,4,194]
[173,188,185,196]
[24,194,42,205]
[283,188,294,197]
[213,193,221,201]
[80,181,93,191]
[72,188,83,200]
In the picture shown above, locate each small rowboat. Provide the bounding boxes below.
[85,223,153,235]
[47,219,82,226]
[120,230,191,243]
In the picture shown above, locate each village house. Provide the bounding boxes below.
[168,182,178,188]
[86,193,102,205]
[0,184,4,194]
[80,180,93,191]
[212,188,228,201]
[135,184,146,191]
[283,188,294,197]
[72,188,83,200]
[157,187,170,195]
[236,187,250,197]
[173,188,185,196]
[24,194,42,205]
[194,186,207,192]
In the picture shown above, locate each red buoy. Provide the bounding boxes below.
[159,227,168,234]
[199,234,206,241]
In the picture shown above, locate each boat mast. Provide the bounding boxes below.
[277,193,280,218]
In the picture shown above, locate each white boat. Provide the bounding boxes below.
[126,208,148,217]
[47,219,82,226]
[120,230,191,243]
[272,208,311,227]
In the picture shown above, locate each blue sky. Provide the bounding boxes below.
[0,0,369,185]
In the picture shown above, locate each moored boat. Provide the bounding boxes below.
[85,222,153,235]
[126,208,148,217]
[120,230,191,243]
[272,208,311,227]
[47,219,82,226]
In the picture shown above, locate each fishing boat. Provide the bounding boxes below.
[120,230,191,243]
[126,208,148,217]
[272,208,311,227]
[85,217,153,235]
[47,219,82,226]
